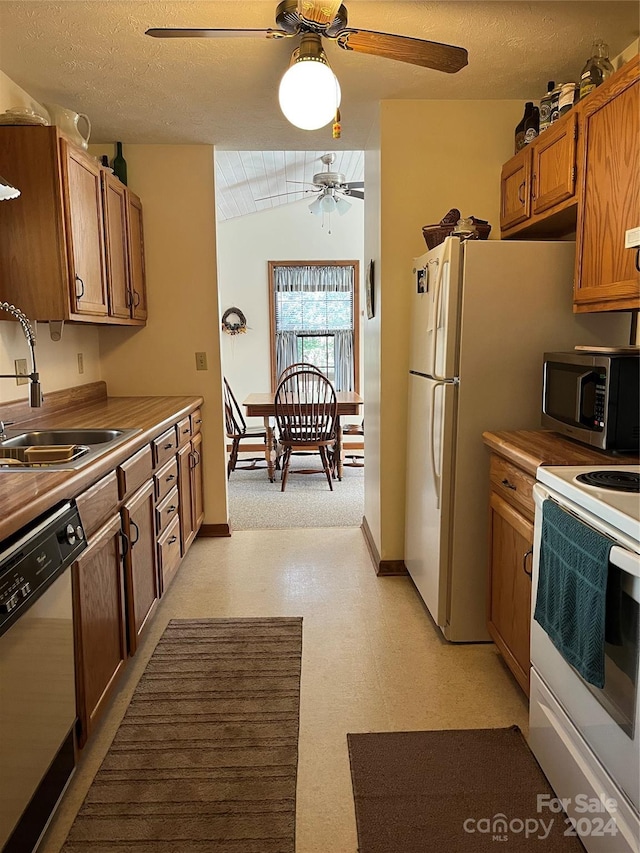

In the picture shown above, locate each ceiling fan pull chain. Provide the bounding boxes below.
[332,108,341,139]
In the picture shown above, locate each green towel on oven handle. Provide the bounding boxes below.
[533,499,613,689]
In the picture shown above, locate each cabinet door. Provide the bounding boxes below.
[177,441,195,554]
[575,59,640,311]
[531,112,577,215]
[72,514,127,746]
[102,173,132,318]
[127,191,148,321]
[191,430,204,533]
[500,147,531,231]
[487,491,533,696]
[61,142,109,316]
[122,480,158,654]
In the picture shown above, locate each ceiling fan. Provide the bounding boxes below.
[147,0,468,131]
[256,153,364,217]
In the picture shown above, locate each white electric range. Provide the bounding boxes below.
[529,464,640,853]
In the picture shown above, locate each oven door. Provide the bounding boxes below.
[530,483,640,812]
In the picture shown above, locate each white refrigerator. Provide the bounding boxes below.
[404,236,629,642]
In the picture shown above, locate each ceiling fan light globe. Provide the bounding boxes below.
[308,196,323,215]
[278,59,341,131]
[321,192,337,213]
[335,196,351,216]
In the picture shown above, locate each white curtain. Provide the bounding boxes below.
[273,265,353,294]
[333,330,354,391]
[275,331,299,381]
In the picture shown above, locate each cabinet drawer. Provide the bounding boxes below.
[117,444,153,499]
[153,426,178,468]
[158,515,181,592]
[490,454,535,519]
[76,470,119,539]
[177,416,192,447]
[190,408,202,436]
[154,457,178,503]
[156,485,179,536]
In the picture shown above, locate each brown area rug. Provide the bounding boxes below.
[348,726,585,851]
[62,617,302,853]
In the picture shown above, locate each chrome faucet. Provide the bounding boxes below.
[0,302,43,407]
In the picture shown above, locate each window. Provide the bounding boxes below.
[269,261,360,392]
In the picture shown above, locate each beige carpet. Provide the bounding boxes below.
[62,617,302,853]
[348,727,585,852]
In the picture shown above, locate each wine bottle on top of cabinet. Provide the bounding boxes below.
[539,81,555,133]
[112,141,128,186]
[514,102,534,153]
[523,104,540,144]
[579,39,614,100]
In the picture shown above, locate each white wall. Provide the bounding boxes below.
[0,69,102,406]
[216,194,364,427]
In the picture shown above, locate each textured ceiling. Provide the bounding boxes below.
[0,2,637,149]
[215,150,364,220]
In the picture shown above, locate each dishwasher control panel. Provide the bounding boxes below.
[0,501,86,634]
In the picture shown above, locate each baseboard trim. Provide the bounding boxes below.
[198,523,232,538]
[360,516,408,576]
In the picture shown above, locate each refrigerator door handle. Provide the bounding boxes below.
[429,379,448,509]
[429,258,445,380]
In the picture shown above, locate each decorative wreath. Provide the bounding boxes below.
[221,307,247,336]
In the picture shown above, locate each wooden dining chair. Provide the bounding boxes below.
[278,362,325,381]
[274,368,337,491]
[223,378,274,478]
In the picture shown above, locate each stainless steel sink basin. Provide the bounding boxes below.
[1,429,127,448]
[0,427,141,471]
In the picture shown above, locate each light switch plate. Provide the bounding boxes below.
[195,351,208,371]
[14,358,28,386]
[625,227,640,249]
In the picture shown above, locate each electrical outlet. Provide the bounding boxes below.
[14,358,28,386]
[195,351,208,371]
[77,352,84,374]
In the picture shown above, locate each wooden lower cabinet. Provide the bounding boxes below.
[72,513,127,746]
[122,479,159,654]
[177,433,204,554]
[487,492,534,696]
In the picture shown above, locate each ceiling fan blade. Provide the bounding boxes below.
[255,190,316,201]
[335,29,468,73]
[297,0,343,28]
[347,189,364,200]
[145,27,293,39]
[345,181,364,189]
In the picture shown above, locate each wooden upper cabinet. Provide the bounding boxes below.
[574,56,640,312]
[531,112,577,215]
[127,191,148,321]
[0,125,147,326]
[102,172,132,319]
[61,142,109,316]
[500,147,531,231]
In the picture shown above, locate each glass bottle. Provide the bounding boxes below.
[549,82,563,125]
[539,81,555,133]
[524,105,540,145]
[579,40,615,100]
[515,102,534,153]
[112,141,127,186]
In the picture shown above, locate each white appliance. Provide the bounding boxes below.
[404,237,628,641]
[529,465,640,853]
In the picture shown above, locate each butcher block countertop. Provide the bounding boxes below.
[0,382,203,542]
[482,429,638,477]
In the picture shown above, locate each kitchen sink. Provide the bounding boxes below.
[0,427,141,471]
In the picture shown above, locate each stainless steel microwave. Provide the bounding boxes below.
[542,351,639,451]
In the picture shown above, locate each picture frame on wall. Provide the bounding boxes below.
[366,259,375,319]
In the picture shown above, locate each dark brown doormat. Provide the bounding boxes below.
[348,726,586,851]
[63,617,302,853]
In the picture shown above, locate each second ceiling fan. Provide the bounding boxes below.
[147,0,468,131]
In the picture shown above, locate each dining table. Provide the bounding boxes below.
[243,391,364,482]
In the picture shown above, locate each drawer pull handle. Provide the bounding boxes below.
[129,519,140,546]
[166,474,175,482]
[163,442,173,450]
[168,535,177,545]
[501,478,516,490]
[182,428,190,434]
[167,505,177,514]
[194,419,202,425]
[523,547,533,577]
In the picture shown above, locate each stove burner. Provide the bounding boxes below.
[575,470,640,493]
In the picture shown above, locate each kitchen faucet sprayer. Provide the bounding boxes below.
[0,302,43,406]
